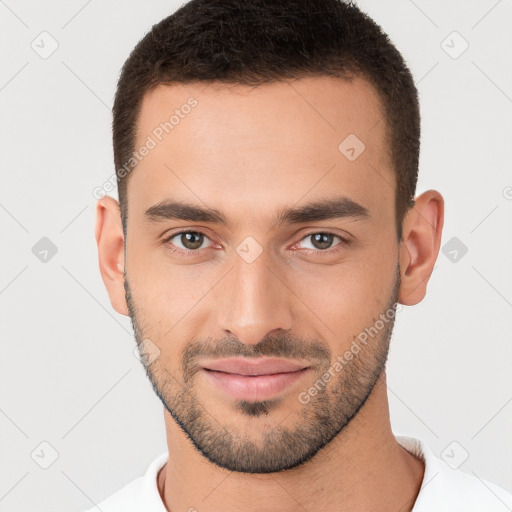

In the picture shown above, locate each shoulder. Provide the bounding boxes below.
[396,435,512,511]
[83,476,145,512]
[82,452,168,512]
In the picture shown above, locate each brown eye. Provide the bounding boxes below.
[310,233,335,250]
[167,231,211,251]
[181,232,203,250]
[297,232,346,252]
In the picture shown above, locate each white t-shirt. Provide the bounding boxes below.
[84,435,512,511]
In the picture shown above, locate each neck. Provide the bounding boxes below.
[157,372,424,512]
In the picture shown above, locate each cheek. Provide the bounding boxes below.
[128,239,214,313]
[288,251,398,341]
[126,264,219,353]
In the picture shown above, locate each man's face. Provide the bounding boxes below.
[124,76,401,473]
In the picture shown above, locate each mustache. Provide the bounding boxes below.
[182,333,332,380]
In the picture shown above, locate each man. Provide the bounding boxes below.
[91,0,512,510]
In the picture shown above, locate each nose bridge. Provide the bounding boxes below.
[216,248,293,345]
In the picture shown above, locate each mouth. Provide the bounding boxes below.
[200,357,311,401]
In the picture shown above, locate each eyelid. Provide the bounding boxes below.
[291,230,350,252]
[162,229,216,253]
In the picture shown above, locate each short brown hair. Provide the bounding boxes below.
[113,0,420,240]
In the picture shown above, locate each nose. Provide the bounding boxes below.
[215,249,293,345]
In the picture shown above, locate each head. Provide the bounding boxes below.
[96,0,443,473]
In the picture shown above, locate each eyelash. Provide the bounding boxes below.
[162,229,351,257]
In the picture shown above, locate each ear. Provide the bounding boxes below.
[398,190,444,306]
[95,195,129,316]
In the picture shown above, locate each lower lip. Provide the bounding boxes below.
[202,368,310,401]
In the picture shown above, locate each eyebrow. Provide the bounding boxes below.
[144,196,370,227]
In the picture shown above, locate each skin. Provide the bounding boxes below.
[95,76,444,511]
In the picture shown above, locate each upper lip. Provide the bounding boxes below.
[201,357,310,376]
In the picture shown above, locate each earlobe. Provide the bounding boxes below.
[95,195,129,316]
[398,190,444,306]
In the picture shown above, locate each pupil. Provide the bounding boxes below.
[182,232,203,250]
[312,233,333,249]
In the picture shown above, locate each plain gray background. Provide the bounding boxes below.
[1,1,511,510]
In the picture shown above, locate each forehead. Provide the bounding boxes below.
[128,76,393,228]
